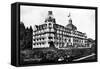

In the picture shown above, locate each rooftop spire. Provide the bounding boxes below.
[48,11,53,15]
[68,12,72,24]
[68,12,71,17]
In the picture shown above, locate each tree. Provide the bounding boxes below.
[20,22,33,50]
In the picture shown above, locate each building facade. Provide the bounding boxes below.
[33,11,90,49]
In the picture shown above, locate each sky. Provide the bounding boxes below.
[20,5,95,40]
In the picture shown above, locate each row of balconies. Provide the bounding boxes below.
[33,35,87,44]
[56,30,71,35]
[73,44,90,48]
[33,44,49,48]
[33,36,55,43]
[33,28,55,35]
[55,37,87,44]
[33,34,54,39]
[33,41,46,45]
[73,38,85,43]
[33,34,46,38]
[33,37,46,41]
[56,30,86,39]
[56,42,89,49]
[33,34,87,44]
[34,27,86,40]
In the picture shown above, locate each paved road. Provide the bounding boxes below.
[73,53,95,61]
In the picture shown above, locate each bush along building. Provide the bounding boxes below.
[33,11,90,49]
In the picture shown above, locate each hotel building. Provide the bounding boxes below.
[33,11,90,49]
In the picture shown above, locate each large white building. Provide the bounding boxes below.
[33,11,90,49]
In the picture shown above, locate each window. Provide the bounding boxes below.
[48,36,53,39]
[69,39,71,42]
[43,38,44,40]
[65,39,66,41]
[42,42,44,45]
[48,23,51,26]
[45,24,47,29]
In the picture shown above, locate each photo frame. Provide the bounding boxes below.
[11,2,98,67]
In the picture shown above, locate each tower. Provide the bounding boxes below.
[44,11,56,48]
[45,11,56,23]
